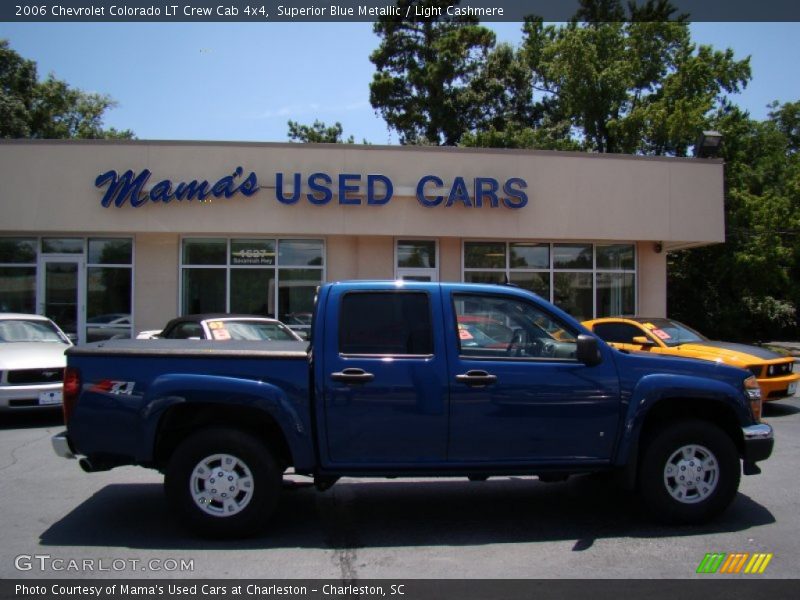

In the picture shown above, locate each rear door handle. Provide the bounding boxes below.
[330,368,375,384]
[455,370,498,387]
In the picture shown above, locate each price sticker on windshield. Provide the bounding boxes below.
[652,328,671,340]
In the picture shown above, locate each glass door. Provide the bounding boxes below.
[39,257,85,344]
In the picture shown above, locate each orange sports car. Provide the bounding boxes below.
[583,317,799,401]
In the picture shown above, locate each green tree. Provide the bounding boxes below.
[520,0,751,155]
[287,119,359,144]
[0,39,132,139]
[369,0,496,145]
[668,103,800,340]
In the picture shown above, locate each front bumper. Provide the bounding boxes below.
[742,423,774,468]
[51,431,76,459]
[0,382,62,410]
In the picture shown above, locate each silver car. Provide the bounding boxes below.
[0,314,71,410]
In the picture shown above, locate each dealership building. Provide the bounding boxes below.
[0,140,724,343]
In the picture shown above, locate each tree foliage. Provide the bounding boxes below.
[518,1,750,155]
[369,0,498,145]
[0,39,132,139]
[287,119,357,143]
[669,103,800,340]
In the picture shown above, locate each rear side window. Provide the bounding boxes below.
[339,292,433,356]
[592,322,643,344]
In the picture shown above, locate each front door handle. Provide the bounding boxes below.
[330,368,375,384]
[455,370,498,387]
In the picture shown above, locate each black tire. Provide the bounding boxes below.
[165,428,281,538]
[639,419,740,525]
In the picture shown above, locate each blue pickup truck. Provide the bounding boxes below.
[53,281,773,537]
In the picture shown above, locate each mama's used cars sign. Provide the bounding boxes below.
[95,167,528,209]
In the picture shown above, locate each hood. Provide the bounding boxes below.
[614,349,751,391]
[672,341,784,367]
[0,342,69,370]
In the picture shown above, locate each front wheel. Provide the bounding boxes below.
[165,428,281,538]
[639,419,740,524]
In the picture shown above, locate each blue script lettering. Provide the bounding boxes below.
[95,167,259,207]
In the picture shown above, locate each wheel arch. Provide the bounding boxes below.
[152,403,293,471]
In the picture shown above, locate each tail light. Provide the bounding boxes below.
[62,367,80,424]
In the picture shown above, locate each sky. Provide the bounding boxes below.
[0,21,798,144]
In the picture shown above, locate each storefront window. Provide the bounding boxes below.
[86,238,134,342]
[231,239,275,266]
[597,244,635,270]
[42,238,83,254]
[464,242,506,269]
[554,244,593,269]
[464,271,505,284]
[554,272,593,321]
[509,272,550,298]
[0,238,37,313]
[397,240,436,268]
[181,238,324,333]
[230,269,275,315]
[88,238,133,264]
[0,267,36,313]
[0,238,37,263]
[279,239,323,266]
[597,272,635,316]
[463,241,636,320]
[183,269,226,314]
[510,243,549,269]
[183,238,227,265]
[278,268,322,325]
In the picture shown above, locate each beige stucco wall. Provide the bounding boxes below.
[133,233,179,333]
[636,241,667,317]
[0,140,724,247]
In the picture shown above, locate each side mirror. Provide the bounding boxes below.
[632,336,655,347]
[576,334,602,367]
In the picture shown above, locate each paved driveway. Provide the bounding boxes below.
[1,392,798,580]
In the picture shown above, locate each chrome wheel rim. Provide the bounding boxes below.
[189,453,254,517]
[663,444,719,504]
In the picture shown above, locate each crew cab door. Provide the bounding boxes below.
[319,283,448,465]
[445,289,621,463]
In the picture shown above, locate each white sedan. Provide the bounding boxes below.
[0,314,71,410]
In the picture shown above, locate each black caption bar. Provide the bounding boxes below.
[2,580,800,600]
[2,0,800,22]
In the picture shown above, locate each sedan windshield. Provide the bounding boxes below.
[643,319,707,347]
[0,319,69,344]
[208,320,299,341]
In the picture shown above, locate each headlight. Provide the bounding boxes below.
[744,375,762,422]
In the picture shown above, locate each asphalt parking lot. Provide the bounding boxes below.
[1,392,798,581]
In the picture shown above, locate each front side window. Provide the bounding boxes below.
[454,294,577,360]
[339,292,433,356]
[592,322,645,344]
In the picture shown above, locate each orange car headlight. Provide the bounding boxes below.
[744,375,763,422]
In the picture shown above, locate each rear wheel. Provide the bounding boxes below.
[165,428,281,538]
[639,419,740,524]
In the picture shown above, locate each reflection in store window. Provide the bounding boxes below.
[181,238,324,333]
